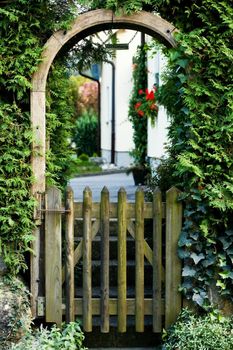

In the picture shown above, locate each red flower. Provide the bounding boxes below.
[146,90,155,101]
[150,104,158,111]
[135,101,142,110]
[138,89,144,95]
[138,110,144,117]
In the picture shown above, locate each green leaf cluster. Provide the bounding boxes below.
[0,1,78,273]
[163,309,233,350]
[153,1,233,306]
[11,321,87,350]
[128,46,148,167]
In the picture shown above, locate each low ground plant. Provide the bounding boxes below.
[10,322,87,350]
[74,154,102,175]
[162,309,233,350]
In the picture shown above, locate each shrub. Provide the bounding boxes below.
[162,309,233,350]
[73,112,98,156]
[145,157,179,200]
[10,322,87,350]
[79,153,89,162]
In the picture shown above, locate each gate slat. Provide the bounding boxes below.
[100,187,110,333]
[152,188,162,332]
[117,188,127,333]
[45,186,62,326]
[65,186,75,322]
[165,187,182,328]
[135,188,144,332]
[83,187,92,332]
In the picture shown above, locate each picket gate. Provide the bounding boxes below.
[35,185,182,332]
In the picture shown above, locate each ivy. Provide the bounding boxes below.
[155,1,233,307]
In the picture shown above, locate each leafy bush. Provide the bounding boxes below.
[11,322,87,350]
[163,309,233,350]
[79,153,89,162]
[146,157,179,200]
[73,112,99,156]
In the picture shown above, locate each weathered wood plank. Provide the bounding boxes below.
[127,220,153,265]
[165,187,182,328]
[100,187,110,333]
[65,186,75,323]
[74,202,166,219]
[83,187,92,332]
[152,188,162,332]
[135,188,144,332]
[45,186,62,325]
[30,226,40,318]
[117,188,127,333]
[38,297,165,316]
[62,219,100,283]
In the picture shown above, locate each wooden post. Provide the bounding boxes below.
[135,187,144,332]
[165,187,182,328]
[100,187,110,333]
[45,186,62,326]
[152,188,162,332]
[65,186,75,323]
[83,187,92,332]
[117,187,127,332]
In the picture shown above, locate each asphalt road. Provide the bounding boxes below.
[69,172,137,202]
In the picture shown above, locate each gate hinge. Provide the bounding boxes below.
[37,208,70,213]
[37,297,45,317]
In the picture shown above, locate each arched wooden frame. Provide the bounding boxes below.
[31,9,176,194]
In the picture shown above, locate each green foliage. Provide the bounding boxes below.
[128,46,148,167]
[11,322,87,350]
[75,157,102,175]
[0,104,35,274]
[72,111,99,156]
[145,157,178,200]
[0,1,78,273]
[79,0,155,15]
[46,60,78,188]
[79,153,89,161]
[154,1,233,306]
[162,309,233,350]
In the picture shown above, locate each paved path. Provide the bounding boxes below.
[69,172,137,202]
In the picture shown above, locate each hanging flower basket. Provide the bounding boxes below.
[134,86,158,125]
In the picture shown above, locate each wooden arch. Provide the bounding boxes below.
[31,9,176,193]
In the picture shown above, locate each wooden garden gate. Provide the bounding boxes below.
[36,185,182,332]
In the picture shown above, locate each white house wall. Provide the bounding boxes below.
[100,30,169,167]
[114,30,140,167]
[101,30,141,167]
[100,62,112,163]
[147,46,169,160]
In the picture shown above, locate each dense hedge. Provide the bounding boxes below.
[0,1,77,273]
[0,0,232,310]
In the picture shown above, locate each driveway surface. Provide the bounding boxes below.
[69,172,137,202]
